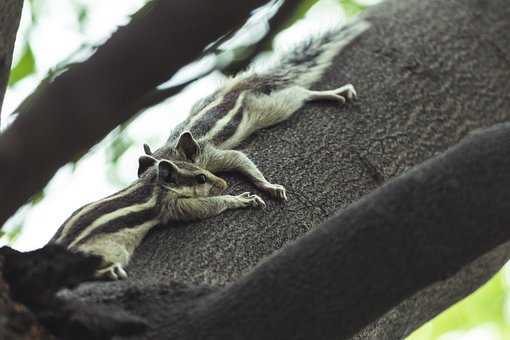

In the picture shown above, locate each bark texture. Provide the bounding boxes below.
[0,0,23,116]
[60,0,510,339]
[0,245,147,340]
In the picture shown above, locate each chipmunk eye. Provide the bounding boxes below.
[196,174,207,184]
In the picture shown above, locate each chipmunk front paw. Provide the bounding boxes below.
[257,182,288,201]
[236,192,266,208]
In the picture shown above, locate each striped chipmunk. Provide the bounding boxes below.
[49,159,265,280]
[48,20,369,281]
[142,20,370,200]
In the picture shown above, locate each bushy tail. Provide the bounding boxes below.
[255,19,370,89]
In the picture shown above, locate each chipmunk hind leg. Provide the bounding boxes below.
[95,262,128,280]
[217,86,318,149]
[76,241,131,281]
[247,86,312,129]
[305,84,357,104]
[247,84,356,131]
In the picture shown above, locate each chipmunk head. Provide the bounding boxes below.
[138,155,227,198]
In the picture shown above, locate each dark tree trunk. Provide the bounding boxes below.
[0,0,23,120]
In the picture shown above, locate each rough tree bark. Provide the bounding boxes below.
[56,0,510,339]
[0,0,23,119]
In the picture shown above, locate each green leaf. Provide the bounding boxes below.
[30,190,45,205]
[5,224,23,244]
[106,134,134,165]
[106,164,129,188]
[78,7,87,24]
[409,271,507,339]
[285,0,320,28]
[8,44,36,87]
[28,0,41,24]
[77,5,88,32]
[0,223,23,244]
[340,0,366,17]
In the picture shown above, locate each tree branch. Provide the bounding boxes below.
[0,0,23,119]
[0,0,278,226]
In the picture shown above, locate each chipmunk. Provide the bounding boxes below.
[49,158,265,280]
[48,20,369,281]
[140,20,370,199]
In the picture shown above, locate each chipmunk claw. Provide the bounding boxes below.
[257,182,287,201]
[238,192,266,208]
[336,84,357,101]
[95,262,128,281]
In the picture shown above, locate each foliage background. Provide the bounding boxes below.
[0,1,507,339]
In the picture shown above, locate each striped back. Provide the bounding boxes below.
[164,74,275,151]
[50,181,159,249]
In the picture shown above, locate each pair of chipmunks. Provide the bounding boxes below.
[49,20,370,280]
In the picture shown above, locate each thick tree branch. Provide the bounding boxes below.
[0,0,279,226]
[195,122,510,340]
[0,0,23,118]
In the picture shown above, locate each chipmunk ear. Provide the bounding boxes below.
[138,155,157,177]
[157,160,179,184]
[176,131,200,162]
[143,143,153,155]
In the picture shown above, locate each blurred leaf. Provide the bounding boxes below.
[28,0,41,24]
[409,271,508,339]
[76,4,88,32]
[106,133,134,165]
[285,0,320,28]
[30,190,45,205]
[69,160,79,173]
[66,145,89,174]
[104,131,135,187]
[340,0,366,17]
[1,223,23,244]
[78,7,87,24]
[106,165,129,188]
[8,44,36,87]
